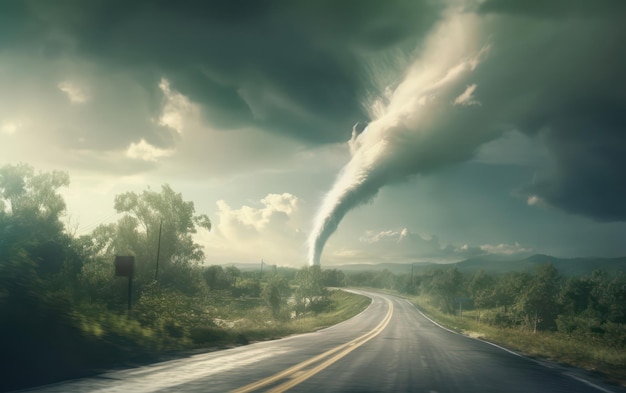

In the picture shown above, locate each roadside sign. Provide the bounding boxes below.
[115,256,135,277]
[115,256,135,316]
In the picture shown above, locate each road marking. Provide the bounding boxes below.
[563,373,616,393]
[406,299,618,393]
[230,298,393,393]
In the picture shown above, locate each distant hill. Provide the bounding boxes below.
[215,255,626,277]
[455,254,626,276]
[332,254,626,277]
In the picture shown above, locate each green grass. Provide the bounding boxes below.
[77,289,371,353]
[406,294,626,387]
[1,289,371,392]
[230,290,371,342]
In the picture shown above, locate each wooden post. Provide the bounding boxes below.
[115,256,135,318]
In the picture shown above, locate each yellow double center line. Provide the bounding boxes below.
[231,298,394,393]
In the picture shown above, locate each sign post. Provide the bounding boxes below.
[115,256,135,316]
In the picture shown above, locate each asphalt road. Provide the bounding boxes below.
[20,290,625,393]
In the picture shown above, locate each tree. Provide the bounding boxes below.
[86,184,211,294]
[223,266,241,288]
[517,264,561,332]
[321,268,346,287]
[0,163,69,222]
[295,266,327,315]
[262,274,290,319]
[0,164,89,389]
[0,163,71,276]
[489,272,530,314]
[559,276,594,316]
[422,268,464,314]
[203,265,229,290]
[468,270,495,309]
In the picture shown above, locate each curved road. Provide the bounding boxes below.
[21,290,625,393]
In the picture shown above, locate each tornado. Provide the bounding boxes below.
[308,13,498,265]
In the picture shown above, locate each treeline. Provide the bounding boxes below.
[346,265,626,344]
[0,164,344,391]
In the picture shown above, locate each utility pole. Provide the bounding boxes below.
[155,219,163,281]
[260,259,264,277]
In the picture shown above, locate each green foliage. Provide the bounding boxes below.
[422,267,465,314]
[189,326,229,344]
[261,274,291,319]
[3,162,624,388]
[92,184,211,292]
[262,282,282,318]
[0,164,374,391]
[232,278,261,298]
[348,259,626,340]
[321,268,346,287]
[512,264,561,331]
[203,265,230,290]
[0,163,69,222]
[294,266,328,315]
[411,295,626,384]
[468,269,495,308]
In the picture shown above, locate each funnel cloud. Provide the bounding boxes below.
[308,14,496,265]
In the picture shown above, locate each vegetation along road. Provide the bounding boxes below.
[20,289,625,393]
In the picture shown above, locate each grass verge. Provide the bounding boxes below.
[229,289,371,342]
[0,289,371,392]
[403,294,626,387]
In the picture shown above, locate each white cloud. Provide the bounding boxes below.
[323,228,533,265]
[331,228,469,264]
[198,193,306,265]
[359,228,408,244]
[527,195,546,207]
[453,83,480,106]
[58,81,88,103]
[157,78,196,134]
[216,193,299,234]
[480,242,532,255]
[125,139,174,162]
[261,193,298,216]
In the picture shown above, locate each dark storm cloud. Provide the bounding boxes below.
[473,3,626,221]
[0,0,443,143]
[479,0,626,18]
[308,1,626,264]
[2,0,625,224]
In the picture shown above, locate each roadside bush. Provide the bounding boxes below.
[309,296,333,313]
[189,326,228,344]
[232,278,261,298]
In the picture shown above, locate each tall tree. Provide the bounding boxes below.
[86,184,211,293]
[468,270,495,309]
[517,264,561,332]
[295,265,327,314]
[423,268,464,314]
[0,163,71,276]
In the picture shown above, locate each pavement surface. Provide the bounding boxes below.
[18,289,626,393]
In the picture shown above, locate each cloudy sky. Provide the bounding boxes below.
[1,0,625,266]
